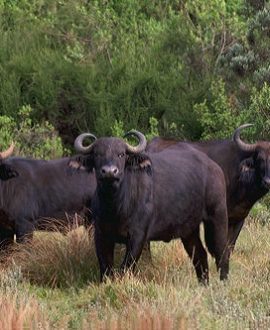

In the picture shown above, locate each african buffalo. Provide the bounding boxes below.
[74,131,229,284]
[147,124,269,252]
[0,144,96,246]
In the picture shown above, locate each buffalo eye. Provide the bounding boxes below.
[118,152,125,158]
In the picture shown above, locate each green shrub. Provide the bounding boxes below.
[245,83,270,139]
[0,105,65,159]
[194,79,247,140]
[111,120,125,138]
[0,0,247,143]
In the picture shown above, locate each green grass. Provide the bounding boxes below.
[0,217,270,329]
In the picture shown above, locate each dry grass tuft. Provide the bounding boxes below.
[139,240,188,283]
[12,223,99,287]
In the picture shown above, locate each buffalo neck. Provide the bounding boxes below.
[93,169,153,222]
[96,181,120,214]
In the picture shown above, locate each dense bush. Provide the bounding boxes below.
[0,0,269,147]
[216,2,270,142]
[0,0,250,144]
[0,105,64,158]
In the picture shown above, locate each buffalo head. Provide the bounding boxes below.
[234,125,270,189]
[74,130,149,187]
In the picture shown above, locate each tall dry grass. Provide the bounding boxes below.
[0,216,269,328]
[0,295,48,330]
[0,294,188,330]
[81,307,188,330]
[11,224,99,287]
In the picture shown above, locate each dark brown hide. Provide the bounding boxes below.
[0,156,96,246]
[74,134,229,284]
[147,128,270,252]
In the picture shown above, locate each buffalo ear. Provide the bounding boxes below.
[68,155,94,173]
[239,157,255,183]
[0,163,18,181]
[126,153,152,174]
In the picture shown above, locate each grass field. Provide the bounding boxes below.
[0,215,270,329]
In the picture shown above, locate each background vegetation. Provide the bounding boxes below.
[0,0,269,155]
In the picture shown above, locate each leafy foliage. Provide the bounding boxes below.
[0,0,269,146]
[0,105,64,159]
[0,0,249,143]
[194,79,245,139]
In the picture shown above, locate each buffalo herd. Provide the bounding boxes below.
[0,124,269,284]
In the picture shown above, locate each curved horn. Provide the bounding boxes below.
[0,142,14,159]
[123,130,147,154]
[74,133,97,154]
[233,124,257,152]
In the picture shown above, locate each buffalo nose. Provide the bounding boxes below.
[263,177,270,189]
[100,165,119,178]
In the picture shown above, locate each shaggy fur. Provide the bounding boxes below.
[78,137,229,284]
[0,156,96,245]
[147,137,270,252]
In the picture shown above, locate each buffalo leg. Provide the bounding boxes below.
[181,229,209,284]
[15,219,34,243]
[207,219,229,281]
[204,222,229,280]
[120,231,146,273]
[94,228,115,282]
[228,220,245,253]
[212,234,229,281]
[0,226,14,250]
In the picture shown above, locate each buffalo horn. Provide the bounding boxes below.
[124,130,147,154]
[233,124,257,152]
[74,133,97,154]
[0,142,14,159]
